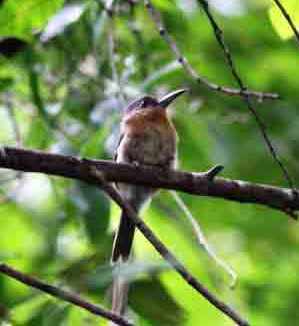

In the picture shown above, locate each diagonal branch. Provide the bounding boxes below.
[0,147,298,218]
[82,164,249,326]
[196,0,296,194]
[273,0,299,45]
[0,263,132,326]
[143,0,279,100]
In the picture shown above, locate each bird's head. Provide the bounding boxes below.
[124,89,187,114]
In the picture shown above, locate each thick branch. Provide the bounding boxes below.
[0,148,251,324]
[0,263,132,326]
[0,147,298,217]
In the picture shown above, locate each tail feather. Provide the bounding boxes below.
[111,186,153,318]
[112,211,135,263]
[111,211,135,317]
[111,270,130,317]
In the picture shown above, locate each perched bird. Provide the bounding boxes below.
[111,89,186,317]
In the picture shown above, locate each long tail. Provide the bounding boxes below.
[111,185,153,318]
[111,210,136,316]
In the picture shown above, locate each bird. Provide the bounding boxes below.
[111,89,186,318]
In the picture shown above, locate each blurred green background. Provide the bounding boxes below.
[0,0,298,325]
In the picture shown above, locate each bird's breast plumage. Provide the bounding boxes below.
[117,108,177,168]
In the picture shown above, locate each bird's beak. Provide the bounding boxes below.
[158,88,187,108]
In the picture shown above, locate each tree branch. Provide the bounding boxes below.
[0,147,252,324]
[81,164,249,326]
[196,0,295,195]
[0,263,132,326]
[0,147,298,218]
[143,0,279,101]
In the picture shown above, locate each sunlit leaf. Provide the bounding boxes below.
[24,117,51,149]
[11,294,47,324]
[0,202,43,267]
[0,0,64,40]
[152,0,173,10]
[269,0,299,40]
[24,301,69,325]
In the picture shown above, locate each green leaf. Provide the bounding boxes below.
[129,278,185,326]
[0,0,64,41]
[80,122,113,159]
[0,77,14,91]
[11,294,47,325]
[24,117,51,149]
[152,0,173,10]
[269,0,299,40]
[78,183,110,247]
[0,203,43,269]
[0,57,20,89]
[25,301,69,326]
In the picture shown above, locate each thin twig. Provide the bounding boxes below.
[0,263,132,326]
[143,0,279,100]
[170,190,237,288]
[204,164,224,181]
[196,0,296,195]
[83,164,249,326]
[273,0,299,45]
[0,147,298,218]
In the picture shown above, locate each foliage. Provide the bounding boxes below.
[0,0,299,325]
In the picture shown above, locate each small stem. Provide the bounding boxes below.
[205,165,224,181]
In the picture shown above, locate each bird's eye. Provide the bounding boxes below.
[139,99,147,108]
